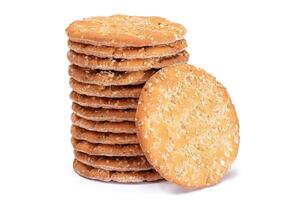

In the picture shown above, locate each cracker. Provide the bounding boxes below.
[71,125,138,144]
[74,151,152,171]
[135,64,240,188]
[71,113,136,133]
[69,65,156,86]
[72,103,135,122]
[68,39,187,59]
[70,91,138,109]
[73,159,162,183]
[71,138,143,157]
[66,15,186,47]
[67,50,189,72]
[69,78,142,98]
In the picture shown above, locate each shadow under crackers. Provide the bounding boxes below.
[159,168,239,194]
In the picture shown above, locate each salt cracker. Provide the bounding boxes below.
[73,159,162,183]
[69,65,156,86]
[71,125,138,144]
[69,78,142,98]
[71,138,143,157]
[67,50,189,72]
[68,39,187,59]
[72,103,135,122]
[136,64,240,188]
[74,151,152,171]
[71,113,136,134]
[70,91,138,109]
[66,15,186,47]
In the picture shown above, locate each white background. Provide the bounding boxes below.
[0,0,300,199]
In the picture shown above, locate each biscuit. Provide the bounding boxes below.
[72,103,135,122]
[74,151,152,171]
[71,138,143,157]
[70,78,142,98]
[68,39,187,59]
[135,64,240,188]
[66,15,186,47]
[70,91,138,109]
[73,159,162,183]
[67,50,189,72]
[69,65,156,86]
[71,113,136,134]
[71,125,138,144]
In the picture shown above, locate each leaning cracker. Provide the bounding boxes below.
[73,159,162,183]
[68,39,187,59]
[70,91,138,109]
[69,65,156,86]
[66,15,186,47]
[136,64,240,188]
[71,138,143,157]
[72,103,135,122]
[71,125,138,144]
[71,113,136,133]
[74,151,152,171]
[67,50,189,72]
[69,78,142,98]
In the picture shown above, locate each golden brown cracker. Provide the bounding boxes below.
[66,15,186,47]
[71,125,138,144]
[71,138,143,157]
[67,50,189,72]
[69,78,142,98]
[71,113,136,134]
[72,103,135,122]
[73,159,163,183]
[136,64,240,188]
[70,91,138,109]
[68,39,187,59]
[69,65,156,86]
[74,151,152,171]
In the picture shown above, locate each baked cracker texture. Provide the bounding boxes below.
[71,138,143,157]
[68,39,187,59]
[66,15,186,47]
[70,91,138,109]
[69,65,157,86]
[71,125,138,144]
[74,151,152,171]
[71,113,136,133]
[73,159,163,183]
[67,50,189,72]
[72,103,136,122]
[69,78,142,98]
[136,64,240,188]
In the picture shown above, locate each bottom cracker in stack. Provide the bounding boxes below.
[69,85,162,183]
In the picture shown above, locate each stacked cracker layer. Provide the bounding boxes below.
[66,15,188,183]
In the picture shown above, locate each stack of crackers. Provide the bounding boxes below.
[66,15,189,183]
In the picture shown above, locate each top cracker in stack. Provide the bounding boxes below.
[66,15,189,183]
[67,15,188,70]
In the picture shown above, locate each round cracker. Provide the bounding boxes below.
[66,15,186,47]
[71,125,138,144]
[71,113,136,134]
[68,39,187,59]
[67,50,189,72]
[73,159,163,183]
[71,138,143,157]
[69,65,156,86]
[135,64,240,188]
[72,103,135,122]
[74,151,152,171]
[69,78,142,98]
[70,91,138,109]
